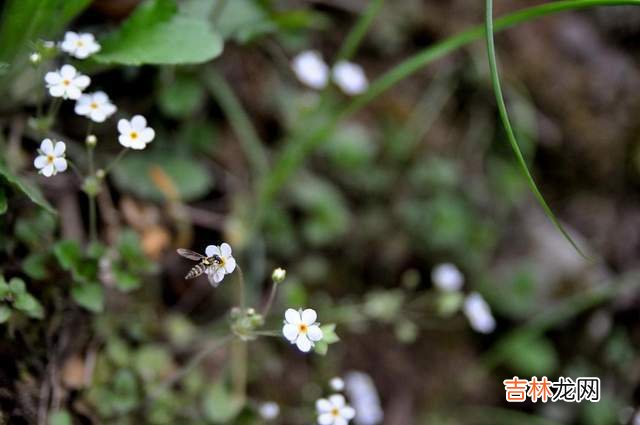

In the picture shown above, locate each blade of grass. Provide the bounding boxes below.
[333,0,385,62]
[485,0,587,258]
[204,69,268,178]
[257,0,640,228]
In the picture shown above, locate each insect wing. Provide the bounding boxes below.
[177,248,206,261]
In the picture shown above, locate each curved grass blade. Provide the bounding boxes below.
[258,0,640,231]
[334,0,385,62]
[484,0,587,258]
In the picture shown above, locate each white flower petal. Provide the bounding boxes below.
[60,64,76,79]
[220,242,232,257]
[53,157,67,172]
[205,245,217,257]
[284,308,302,325]
[295,335,312,352]
[333,417,347,425]
[118,135,131,148]
[40,139,54,155]
[74,75,90,90]
[329,394,345,409]
[223,257,236,273]
[307,325,323,342]
[316,398,332,414]
[129,139,147,150]
[49,85,65,98]
[117,119,131,134]
[90,110,106,123]
[301,308,317,325]
[318,413,334,425]
[66,86,81,100]
[34,155,47,169]
[41,164,54,177]
[93,91,108,103]
[130,115,147,130]
[44,72,61,85]
[340,406,356,420]
[282,323,299,342]
[53,141,65,156]
[140,127,155,143]
[292,50,329,89]
[213,268,225,283]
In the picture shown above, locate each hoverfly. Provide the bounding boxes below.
[177,248,224,287]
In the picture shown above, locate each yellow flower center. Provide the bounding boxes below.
[46,154,55,163]
[62,79,70,86]
[90,102,98,109]
[331,408,339,417]
[130,131,138,139]
[76,41,84,47]
[298,323,308,334]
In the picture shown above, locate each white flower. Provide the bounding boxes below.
[282,308,323,352]
[258,401,280,421]
[75,91,116,123]
[29,52,41,65]
[344,371,383,425]
[316,394,356,425]
[332,61,368,95]
[292,50,329,89]
[272,267,286,283]
[431,263,464,292]
[44,64,90,100]
[34,139,67,177]
[204,242,236,286]
[60,31,101,59]
[117,115,155,150]
[330,377,345,392]
[463,292,496,334]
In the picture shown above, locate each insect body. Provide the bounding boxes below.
[177,248,223,286]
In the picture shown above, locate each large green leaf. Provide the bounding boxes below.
[71,282,104,313]
[95,0,223,65]
[0,163,55,214]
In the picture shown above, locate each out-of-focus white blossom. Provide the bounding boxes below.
[29,52,41,65]
[344,371,383,425]
[463,292,496,334]
[330,377,345,392]
[431,263,464,292]
[332,61,368,95]
[75,91,116,123]
[292,51,329,89]
[117,115,155,150]
[316,394,356,425]
[60,31,101,59]
[258,401,280,420]
[34,139,67,177]
[45,64,90,100]
[282,308,323,352]
[272,267,286,283]
[204,243,236,286]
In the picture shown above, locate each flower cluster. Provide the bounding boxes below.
[292,50,369,95]
[33,31,155,178]
[431,263,496,334]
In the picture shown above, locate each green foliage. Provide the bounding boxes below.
[0,162,55,214]
[49,410,72,425]
[0,275,44,320]
[496,333,558,376]
[314,323,339,356]
[202,382,243,423]
[95,0,223,65]
[112,151,213,202]
[158,74,205,119]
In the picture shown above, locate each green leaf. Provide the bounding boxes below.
[112,152,213,202]
[53,240,82,271]
[71,282,104,313]
[0,277,10,299]
[208,0,273,43]
[320,323,339,344]
[498,333,558,376]
[8,277,26,294]
[95,0,223,65]
[0,163,55,214]
[158,74,205,119]
[13,292,44,319]
[313,340,328,356]
[22,252,49,280]
[0,305,12,323]
[113,269,141,292]
[202,382,243,423]
[0,186,6,214]
[49,410,72,425]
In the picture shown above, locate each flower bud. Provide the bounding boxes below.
[271,267,286,283]
[246,307,256,316]
[95,169,106,179]
[29,52,41,65]
[86,134,97,147]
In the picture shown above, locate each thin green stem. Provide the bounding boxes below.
[104,148,128,174]
[204,70,268,178]
[484,0,587,258]
[87,143,97,243]
[334,0,385,62]
[235,266,246,310]
[256,0,640,239]
[230,337,247,405]
[261,281,279,318]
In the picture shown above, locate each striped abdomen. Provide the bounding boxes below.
[186,262,209,279]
